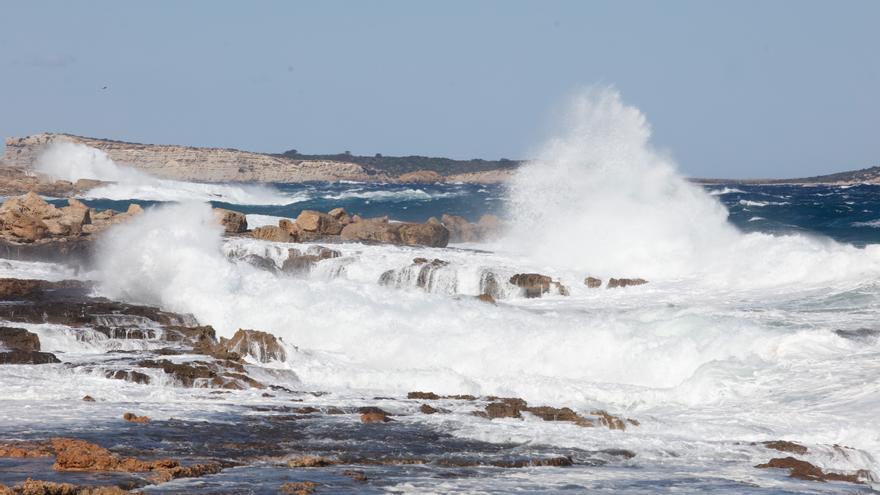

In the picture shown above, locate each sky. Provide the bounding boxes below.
[1,1,877,179]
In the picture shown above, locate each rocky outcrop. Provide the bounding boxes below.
[480,397,635,430]
[213,208,248,233]
[0,326,60,365]
[509,273,569,298]
[251,225,291,243]
[440,214,502,243]
[221,329,287,363]
[340,219,449,247]
[281,246,341,275]
[755,456,868,484]
[584,277,602,288]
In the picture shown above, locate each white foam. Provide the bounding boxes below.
[35,142,300,205]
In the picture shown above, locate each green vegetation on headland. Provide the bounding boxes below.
[276,149,521,177]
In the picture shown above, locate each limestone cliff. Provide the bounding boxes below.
[3,134,386,183]
[2,133,515,184]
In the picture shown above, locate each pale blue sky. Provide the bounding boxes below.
[1,1,877,178]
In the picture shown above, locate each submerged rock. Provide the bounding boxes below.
[607,278,648,288]
[122,412,150,423]
[756,456,868,484]
[509,273,569,298]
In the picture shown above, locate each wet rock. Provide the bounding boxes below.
[476,293,496,304]
[762,440,808,455]
[51,437,170,472]
[407,392,439,401]
[607,278,648,288]
[359,407,392,423]
[490,456,573,468]
[241,254,278,273]
[0,327,40,352]
[755,456,867,484]
[296,210,343,236]
[584,276,602,288]
[137,359,263,389]
[509,273,569,298]
[287,455,336,468]
[0,440,54,458]
[8,478,132,495]
[105,370,151,385]
[441,214,480,243]
[342,470,367,482]
[222,329,287,363]
[213,208,248,233]
[485,402,522,419]
[252,225,291,242]
[834,328,880,341]
[82,395,95,402]
[420,404,439,414]
[0,278,89,299]
[280,481,319,495]
[122,412,150,423]
[591,410,627,430]
[0,350,61,365]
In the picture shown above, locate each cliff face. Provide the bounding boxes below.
[3,134,387,183]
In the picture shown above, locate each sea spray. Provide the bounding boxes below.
[35,141,297,205]
[505,88,880,286]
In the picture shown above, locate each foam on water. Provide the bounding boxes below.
[35,142,298,205]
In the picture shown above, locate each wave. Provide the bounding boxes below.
[853,220,880,228]
[321,188,464,202]
[35,142,299,205]
[503,87,880,285]
[738,199,790,207]
[708,187,745,195]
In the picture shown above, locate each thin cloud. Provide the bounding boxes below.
[11,53,77,68]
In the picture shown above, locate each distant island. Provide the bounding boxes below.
[1,132,877,187]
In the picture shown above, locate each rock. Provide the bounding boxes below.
[441,214,480,243]
[82,395,95,402]
[281,248,315,275]
[278,218,302,240]
[75,178,105,190]
[0,326,40,352]
[296,210,343,236]
[0,440,54,458]
[407,391,441,400]
[342,470,368,482]
[607,278,648,288]
[476,293,496,304]
[420,404,439,414]
[137,359,263,389]
[252,225,291,242]
[0,350,61,365]
[222,329,286,363]
[51,437,167,472]
[9,479,131,495]
[241,254,278,273]
[122,412,150,423]
[509,273,569,298]
[584,277,602,288]
[213,208,248,233]
[105,370,151,385]
[397,222,449,247]
[280,481,319,495]
[590,410,627,430]
[0,278,88,299]
[485,402,522,419]
[287,455,336,468]
[340,220,401,244]
[762,440,808,455]
[756,456,867,484]
[328,207,350,224]
[359,407,392,423]
[126,204,144,216]
[397,170,443,183]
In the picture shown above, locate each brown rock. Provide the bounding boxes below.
[755,456,866,484]
[407,391,441,400]
[82,395,95,402]
[476,293,496,304]
[420,404,439,414]
[0,440,54,458]
[441,214,480,243]
[359,407,392,423]
[584,277,602,288]
[607,278,648,288]
[0,327,40,352]
[122,412,150,423]
[75,178,105,190]
[591,410,627,430]
[287,455,336,468]
[397,222,449,247]
[328,207,350,224]
[509,273,569,298]
[213,208,248,233]
[222,329,286,363]
[762,440,808,455]
[342,470,367,482]
[485,402,522,419]
[0,350,61,365]
[340,220,401,244]
[280,481,319,495]
[296,210,343,235]
[252,225,291,242]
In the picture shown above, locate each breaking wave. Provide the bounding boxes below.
[35,141,296,205]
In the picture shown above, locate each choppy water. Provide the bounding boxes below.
[7,89,880,493]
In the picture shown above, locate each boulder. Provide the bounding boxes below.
[213,208,248,233]
[252,225,291,242]
[296,210,343,236]
[328,207,350,224]
[584,277,602,288]
[340,220,401,244]
[278,218,303,241]
[509,273,569,298]
[122,412,150,423]
[0,326,40,352]
[607,278,648,288]
[222,329,287,363]
[441,214,480,243]
[397,222,449,247]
